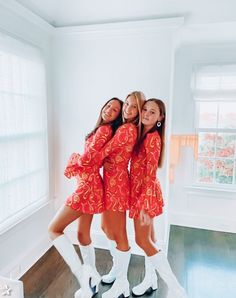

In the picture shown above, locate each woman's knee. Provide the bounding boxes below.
[48,221,63,240]
[101,224,114,240]
[77,230,91,246]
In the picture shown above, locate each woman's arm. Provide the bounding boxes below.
[91,123,137,165]
[139,133,161,211]
[77,125,112,167]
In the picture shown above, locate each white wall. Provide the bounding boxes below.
[169,31,236,233]
[0,1,55,278]
[52,18,183,254]
[2,0,236,281]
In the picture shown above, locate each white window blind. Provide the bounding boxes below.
[0,32,49,232]
[192,64,236,187]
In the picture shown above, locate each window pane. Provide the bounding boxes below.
[199,102,217,128]
[198,133,216,157]
[218,102,236,129]
[197,158,214,183]
[0,33,48,231]
[215,159,234,184]
[216,134,236,158]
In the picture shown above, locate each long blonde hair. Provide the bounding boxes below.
[124,91,146,140]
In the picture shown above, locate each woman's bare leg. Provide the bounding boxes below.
[101,210,129,251]
[48,205,83,240]
[150,221,157,244]
[134,218,158,256]
[77,214,94,246]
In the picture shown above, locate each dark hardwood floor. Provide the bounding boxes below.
[20,226,236,298]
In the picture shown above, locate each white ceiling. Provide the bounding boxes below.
[15,0,236,28]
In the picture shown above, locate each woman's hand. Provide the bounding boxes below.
[140,209,151,226]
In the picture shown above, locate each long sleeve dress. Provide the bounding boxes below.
[82,123,137,212]
[129,131,164,219]
[64,124,113,214]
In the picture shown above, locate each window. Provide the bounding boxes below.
[192,64,236,187]
[0,32,48,232]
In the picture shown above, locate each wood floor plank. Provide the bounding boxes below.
[20,226,236,298]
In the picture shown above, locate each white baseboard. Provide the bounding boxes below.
[1,235,52,279]
[169,212,236,233]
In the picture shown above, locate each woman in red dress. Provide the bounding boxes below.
[130,99,187,298]
[93,91,146,298]
[48,97,123,298]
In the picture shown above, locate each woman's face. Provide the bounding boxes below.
[123,95,138,122]
[141,101,162,127]
[101,100,121,123]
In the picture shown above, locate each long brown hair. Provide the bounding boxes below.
[86,97,123,140]
[136,98,166,167]
[123,91,146,140]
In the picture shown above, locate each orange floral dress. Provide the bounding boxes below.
[64,125,113,214]
[97,123,137,212]
[129,131,164,219]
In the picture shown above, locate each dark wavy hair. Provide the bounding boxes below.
[135,98,166,167]
[86,97,123,140]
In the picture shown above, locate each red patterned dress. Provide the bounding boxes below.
[97,123,137,212]
[64,125,113,214]
[129,131,164,219]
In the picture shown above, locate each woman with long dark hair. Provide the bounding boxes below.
[48,97,123,298]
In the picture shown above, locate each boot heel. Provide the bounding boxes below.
[151,278,158,291]
[123,287,130,297]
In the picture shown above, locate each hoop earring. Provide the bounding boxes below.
[157,122,161,127]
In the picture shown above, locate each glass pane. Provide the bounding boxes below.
[218,102,236,129]
[215,159,234,184]
[199,102,217,128]
[198,133,216,157]
[216,134,236,158]
[197,158,214,183]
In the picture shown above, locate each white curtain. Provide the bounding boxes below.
[0,32,48,232]
[192,64,236,100]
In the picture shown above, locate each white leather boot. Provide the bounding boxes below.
[101,240,117,284]
[53,235,99,298]
[148,251,187,298]
[102,248,131,298]
[132,255,158,296]
[79,243,101,294]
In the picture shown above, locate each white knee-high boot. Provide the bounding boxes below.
[132,255,158,296]
[53,235,99,298]
[101,240,117,284]
[102,248,131,298]
[148,251,187,298]
[79,243,101,293]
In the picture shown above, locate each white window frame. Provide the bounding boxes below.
[0,32,49,233]
[192,63,236,190]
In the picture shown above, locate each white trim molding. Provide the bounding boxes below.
[0,0,54,34]
[54,17,184,40]
[169,211,236,234]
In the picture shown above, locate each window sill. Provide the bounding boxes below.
[0,197,51,236]
[184,185,236,194]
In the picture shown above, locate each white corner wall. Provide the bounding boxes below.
[0,1,55,279]
[169,28,236,233]
[52,18,184,254]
